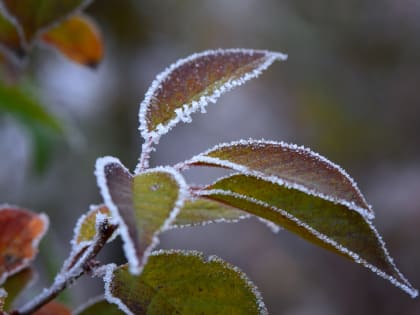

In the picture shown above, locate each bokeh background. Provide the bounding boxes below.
[1,0,420,314]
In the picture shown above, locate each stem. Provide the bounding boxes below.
[12,220,117,315]
[136,137,154,172]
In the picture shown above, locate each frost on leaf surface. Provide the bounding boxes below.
[103,250,267,315]
[200,174,418,298]
[0,287,6,311]
[138,49,287,144]
[41,14,103,67]
[0,206,48,285]
[95,157,187,274]
[0,0,92,44]
[172,196,249,228]
[187,140,374,219]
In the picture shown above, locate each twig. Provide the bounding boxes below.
[12,220,117,315]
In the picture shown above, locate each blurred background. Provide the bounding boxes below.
[1,0,420,314]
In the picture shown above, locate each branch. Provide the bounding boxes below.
[12,219,118,315]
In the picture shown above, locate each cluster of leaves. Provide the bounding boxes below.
[0,49,418,315]
[0,0,103,171]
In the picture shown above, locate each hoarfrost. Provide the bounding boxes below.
[136,49,287,172]
[185,139,375,220]
[198,189,418,298]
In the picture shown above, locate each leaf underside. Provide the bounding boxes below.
[96,157,185,274]
[199,173,417,297]
[104,250,267,315]
[172,197,248,228]
[75,297,124,315]
[0,206,48,285]
[2,267,33,311]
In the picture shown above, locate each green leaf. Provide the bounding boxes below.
[186,140,374,219]
[138,49,287,145]
[0,206,48,285]
[0,0,91,43]
[200,174,418,297]
[2,267,33,310]
[172,197,248,228]
[71,204,112,247]
[95,157,187,274]
[41,14,103,67]
[103,250,267,315]
[74,297,125,315]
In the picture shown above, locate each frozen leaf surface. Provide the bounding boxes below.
[0,0,92,43]
[138,49,287,145]
[74,297,124,315]
[103,250,267,315]
[172,197,248,228]
[33,301,71,315]
[186,140,374,219]
[2,267,33,310]
[0,206,48,285]
[0,287,6,311]
[96,157,187,274]
[200,174,418,297]
[42,14,103,67]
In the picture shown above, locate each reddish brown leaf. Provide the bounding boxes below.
[186,140,374,219]
[42,14,103,67]
[138,49,287,145]
[33,301,71,315]
[0,206,48,285]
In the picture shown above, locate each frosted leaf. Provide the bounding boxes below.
[199,174,418,298]
[95,157,187,275]
[103,250,268,315]
[185,139,374,220]
[0,205,49,285]
[71,204,113,248]
[171,196,249,229]
[138,49,287,146]
[0,287,6,310]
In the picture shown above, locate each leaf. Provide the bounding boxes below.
[33,301,71,315]
[138,49,287,144]
[0,0,92,44]
[41,14,103,67]
[71,204,112,247]
[95,157,188,274]
[2,268,33,310]
[103,250,267,315]
[0,11,24,59]
[0,206,48,285]
[185,139,374,220]
[199,174,418,298]
[0,82,62,132]
[172,197,249,228]
[74,296,125,315]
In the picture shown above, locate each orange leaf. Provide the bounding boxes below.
[42,14,103,67]
[0,206,48,285]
